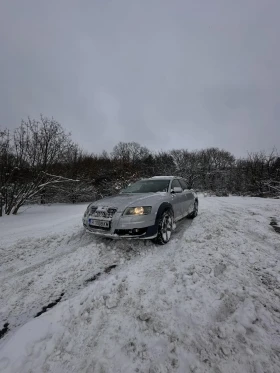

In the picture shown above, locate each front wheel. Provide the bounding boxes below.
[187,200,198,219]
[153,209,173,245]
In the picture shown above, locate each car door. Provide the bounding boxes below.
[170,179,185,219]
[179,179,194,215]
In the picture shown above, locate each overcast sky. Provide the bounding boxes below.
[1,0,279,157]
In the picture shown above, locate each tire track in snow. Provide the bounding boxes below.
[0,219,193,345]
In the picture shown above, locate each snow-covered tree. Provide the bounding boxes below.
[1,116,78,215]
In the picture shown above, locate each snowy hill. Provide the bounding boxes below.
[0,197,280,373]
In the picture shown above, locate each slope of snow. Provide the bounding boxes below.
[0,203,89,246]
[0,197,280,373]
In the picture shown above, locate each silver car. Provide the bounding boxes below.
[82,176,198,244]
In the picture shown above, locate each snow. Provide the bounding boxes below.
[0,197,280,373]
[0,203,88,246]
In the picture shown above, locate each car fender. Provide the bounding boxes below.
[189,190,198,203]
[155,202,174,223]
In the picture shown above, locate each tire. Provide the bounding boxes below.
[153,209,174,245]
[187,199,198,219]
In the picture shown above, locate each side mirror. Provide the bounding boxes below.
[171,186,183,194]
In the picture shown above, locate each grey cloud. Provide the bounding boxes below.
[0,0,279,157]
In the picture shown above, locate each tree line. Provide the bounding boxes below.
[0,116,279,216]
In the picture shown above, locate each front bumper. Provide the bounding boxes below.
[84,226,158,239]
[82,212,158,240]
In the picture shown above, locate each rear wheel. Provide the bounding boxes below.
[153,209,173,245]
[187,200,198,219]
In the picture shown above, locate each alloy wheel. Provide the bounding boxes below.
[161,214,173,242]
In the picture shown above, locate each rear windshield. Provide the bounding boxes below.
[120,179,170,193]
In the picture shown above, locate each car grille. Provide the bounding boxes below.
[90,207,117,218]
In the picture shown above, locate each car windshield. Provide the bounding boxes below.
[120,179,170,193]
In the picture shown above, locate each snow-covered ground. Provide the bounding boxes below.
[0,197,280,373]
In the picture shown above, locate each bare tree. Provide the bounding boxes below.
[0,129,11,216]
[2,116,79,215]
[112,142,150,166]
[1,115,279,217]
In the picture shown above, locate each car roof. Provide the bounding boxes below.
[149,176,182,180]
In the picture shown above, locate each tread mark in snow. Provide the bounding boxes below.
[85,264,118,283]
[0,323,9,339]
[104,264,117,273]
[85,272,101,283]
[34,292,64,318]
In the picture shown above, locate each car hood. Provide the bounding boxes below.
[90,193,167,212]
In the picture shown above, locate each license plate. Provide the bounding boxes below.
[89,219,110,228]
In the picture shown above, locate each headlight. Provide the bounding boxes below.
[124,206,152,215]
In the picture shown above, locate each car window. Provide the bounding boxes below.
[171,179,181,189]
[179,179,188,190]
[121,179,170,193]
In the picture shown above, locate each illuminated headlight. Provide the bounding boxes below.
[124,206,152,215]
